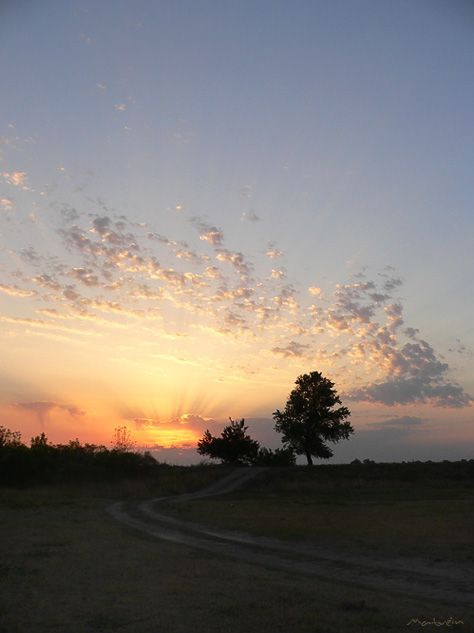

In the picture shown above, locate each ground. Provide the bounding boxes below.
[1,465,473,632]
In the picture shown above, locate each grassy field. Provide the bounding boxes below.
[165,464,474,561]
[1,464,473,632]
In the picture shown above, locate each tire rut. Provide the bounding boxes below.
[107,468,474,607]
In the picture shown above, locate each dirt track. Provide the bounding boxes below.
[108,468,474,607]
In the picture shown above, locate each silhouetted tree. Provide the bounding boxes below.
[0,426,22,449]
[273,371,353,465]
[30,432,50,449]
[111,425,136,452]
[197,418,260,465]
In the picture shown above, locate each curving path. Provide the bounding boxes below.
[108,468,474,607]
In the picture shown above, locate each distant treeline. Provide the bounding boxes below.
[0,428,164,486]
[272,459,474,484]
[1,425,473,487]
[355,458,474,481]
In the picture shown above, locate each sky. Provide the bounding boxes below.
[1,0,473,463]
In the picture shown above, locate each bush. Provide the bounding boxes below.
[253,447,296,466]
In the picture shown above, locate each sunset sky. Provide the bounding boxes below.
[1,1,473,463]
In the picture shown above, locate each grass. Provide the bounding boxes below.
[1,465,473,632]
[164,465,474,560]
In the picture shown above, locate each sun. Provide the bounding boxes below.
[141,425,201,449]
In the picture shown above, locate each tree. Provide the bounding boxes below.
[30,432,50,450]
[0,426,22,449]
[273,371,353,465]
[111,425,136,452]
[197,418,260,465]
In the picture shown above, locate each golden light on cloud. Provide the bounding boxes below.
[0,197,14,210]
[142,425,200,448]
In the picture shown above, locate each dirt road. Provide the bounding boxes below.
[108,468,474,607]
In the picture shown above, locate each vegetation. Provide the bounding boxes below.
[273,371,353,465]
[0,425,167,486]
[2,484,453,633]
[197,418,295,466]
[2,424,474,631]
[164,460,474,561]
[197,418,260,465]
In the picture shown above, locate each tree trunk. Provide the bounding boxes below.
[305,451,313,466]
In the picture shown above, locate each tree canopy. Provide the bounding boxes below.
[197,419,296,466]
[197,418,260,465]
[273,371,353,465]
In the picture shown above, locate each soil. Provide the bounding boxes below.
[108,468,474,608]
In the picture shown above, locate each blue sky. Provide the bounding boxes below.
[1,1,473,461]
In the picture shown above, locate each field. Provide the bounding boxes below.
[164,463,474,561]
[1,463,473,633]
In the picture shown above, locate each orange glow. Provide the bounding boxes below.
[141,425,201,448]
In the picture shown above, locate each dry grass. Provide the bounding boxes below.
[166,471,474,561]
[1,472,473,632]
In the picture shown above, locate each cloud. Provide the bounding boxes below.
[0,283,35,297]
[13,401,85,427]
[272,340,309,358]
[448,339,474,357]
[271,269,285,279]
[0,197,14,211]
[176,413,217,427]
[2,171,28,187]
[318,276,472,408]
[241,210,260,222]
[1,189,470,410]
[368,416,428,430]
[350,377,472,408]
[382,276,403,292]
[266,243,283,259]
[216,249,252,277]
[68,267,100,287]
[114,103,127,112]
[32,274,62,291]
[191,218,224,246]
[130,417,161,429]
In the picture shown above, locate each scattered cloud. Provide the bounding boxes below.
[0,283,35,298]
[2,171,28,188]
[216,249,252,277]
[192,218,224,246]
[241,210,260,222]
[448,339,474,357]
[271,269,285,279]
[0,192,470,410]
[272,340,309,358]
[266,243,283,259]
[0,197,14,211]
